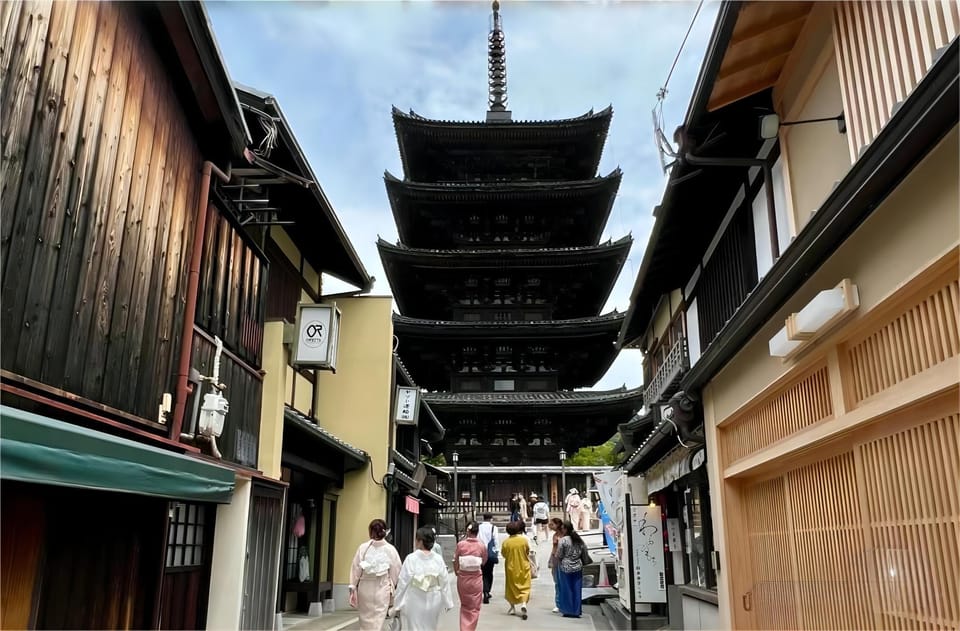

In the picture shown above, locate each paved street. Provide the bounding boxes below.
[334,539,602,631]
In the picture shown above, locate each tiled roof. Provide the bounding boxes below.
[283,407,368,465]
[392,105,613,127]
[377,235,632,257]
[423,387,643,406]
[393,311,623,329]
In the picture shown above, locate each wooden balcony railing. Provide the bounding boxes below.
[644,336,690,405]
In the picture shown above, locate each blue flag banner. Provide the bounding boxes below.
[598,499,617,556]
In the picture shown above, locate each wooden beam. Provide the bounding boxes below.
[708,72,781,111]
[717,41,796,80]
[729,6,812,47]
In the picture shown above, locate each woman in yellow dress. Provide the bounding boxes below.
[501,520,531,620]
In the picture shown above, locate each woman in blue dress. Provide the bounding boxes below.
[554,521,587,618]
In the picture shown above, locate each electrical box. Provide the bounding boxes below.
[198,392,228,438]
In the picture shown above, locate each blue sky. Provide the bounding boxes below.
[207,0,719,392]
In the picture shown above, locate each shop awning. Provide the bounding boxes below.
[284,407,368,472]
[0,405,236,503]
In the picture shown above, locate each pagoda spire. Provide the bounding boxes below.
[486,0,512,122]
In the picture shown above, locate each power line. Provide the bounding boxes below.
[658,0,705,101]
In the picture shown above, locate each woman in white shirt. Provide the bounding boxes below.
[349,519,402,630]
[391,527,455,631]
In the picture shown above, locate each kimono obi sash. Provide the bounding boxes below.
[458,555,483,572]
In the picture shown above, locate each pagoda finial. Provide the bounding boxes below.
[486,0,511,122]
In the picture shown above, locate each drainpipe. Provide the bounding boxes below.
[170,161,232,441]
[683,152,780,260]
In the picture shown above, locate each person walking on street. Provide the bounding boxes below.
[564,488,582,525]
[578,493,593,531]
[555,521,588,618]
[391,527,454,631]
[501,520,532,620]
[508,494,521,522]
[454,522,487,631]
[546,517,564,613]
[519,493,529,523]
[348,519,402,630]
[477,512,498,604]
[530,494,549,543]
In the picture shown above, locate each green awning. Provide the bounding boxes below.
[0,405,236,503]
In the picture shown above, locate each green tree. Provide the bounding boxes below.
[564,438,620,466]
[424,453,446,466]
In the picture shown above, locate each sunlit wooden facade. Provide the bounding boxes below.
[621,1,957,628]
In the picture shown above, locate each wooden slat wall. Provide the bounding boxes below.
[833,1,959,160]
[743,478,798,630]
[740,411,960,630]
[844,278,960,406]
[721,365,833,463]
[189,332,263,468]
[860,413,960,630]
[0,2,203,422]
[195,205,267,367]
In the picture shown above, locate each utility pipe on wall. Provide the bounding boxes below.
[171,161,232,441]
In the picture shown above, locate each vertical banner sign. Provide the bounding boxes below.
[598,500,617,556]
[405,495,420,515]
[394,386,420,425]
[293,303,341,370]
[630,503,667,603]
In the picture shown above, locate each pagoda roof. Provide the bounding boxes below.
[383,169,622,199]
[393,312,625,390]
[392,106,613,182]
[423,386,643,408]
[378,235,631,264]
[393,311,624,336]
[385,170,622,249]
[378,237,631,319]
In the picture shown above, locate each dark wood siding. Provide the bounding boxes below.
[1,2,203,423]
[188,330,263,468]
[196,204,268,367]
[695,200,758,349]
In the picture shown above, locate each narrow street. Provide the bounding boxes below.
[340,539,603,631]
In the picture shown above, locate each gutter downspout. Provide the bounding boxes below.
[171,161,232,441]
[683,152,780,260]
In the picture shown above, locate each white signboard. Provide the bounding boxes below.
[293,303,341,370]
[626,503,667,605]
[666,518,683,552]
[394,386,420,425]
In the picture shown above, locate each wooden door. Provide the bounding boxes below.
[0,482,46,629]
[241,484,285,631]
[158,502,215,630]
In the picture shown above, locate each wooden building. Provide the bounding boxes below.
[377,2,642,501]
[0,2,252,628]
[620,1,958,628]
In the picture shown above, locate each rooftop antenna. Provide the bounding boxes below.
[486,0,512,122]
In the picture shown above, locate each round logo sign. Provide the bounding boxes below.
[303,321,325,348]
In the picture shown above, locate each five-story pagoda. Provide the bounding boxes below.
[379,1,642,476]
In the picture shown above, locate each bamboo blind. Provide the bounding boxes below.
[833,1,959,160]
[721,365,833,464]
[860,412,960,629]
[741,412,960,629]
[845,279,960,405]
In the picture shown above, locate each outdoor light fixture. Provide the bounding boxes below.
[769,279,860,359]
[559,449,567,461]
[760,112,846,140]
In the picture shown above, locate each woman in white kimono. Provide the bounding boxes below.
[349,519,402,630]
[391,526,455,631]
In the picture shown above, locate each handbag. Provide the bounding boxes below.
[487,535,499,564]
[579,543,593,567]
[528,549,539,579]
[384,614,402,631]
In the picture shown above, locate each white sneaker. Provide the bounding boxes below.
[552,607,559,613]
[508,605,516,615]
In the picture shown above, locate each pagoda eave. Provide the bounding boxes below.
[392,312,624,338]
[377,236,631,267]
[423,387,643,412]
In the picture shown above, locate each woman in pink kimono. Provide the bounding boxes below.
[454,522,487,631]
[349,519,402,630]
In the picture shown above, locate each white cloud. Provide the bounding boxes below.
[208,0,720,391]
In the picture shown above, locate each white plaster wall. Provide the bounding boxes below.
[206,477,252,630]
[681,595,720,630]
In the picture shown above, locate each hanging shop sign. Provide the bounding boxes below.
[292,303,341,370]
[405,495,420,515]
[394,386,420,425]
[690,448,706,471]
